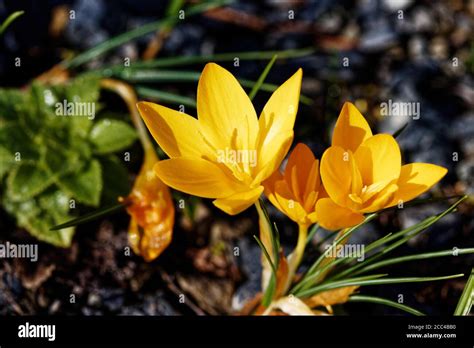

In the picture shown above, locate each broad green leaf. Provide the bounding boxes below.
[40,139,83,180]
[57,159,103,206]
[6,163,55,201]
[89,119,137,154]
[2,189,75,247]
[0,146,14,179]
[0,88,27,123]
[64,74,101,137]
[0,123,40,163]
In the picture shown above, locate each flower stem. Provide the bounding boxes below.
[283,223,308,294]
[100,79,154,152]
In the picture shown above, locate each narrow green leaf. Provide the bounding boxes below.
[258,198,280,264]
[392,122,409,139]
[121,70,313,106]
[297,274,464,298]
[0,11,24,36]
[253,234,278,307]
[348,295,425,316]
[118,69,201,82]
[249,54,278,100]
[454,269,474,316]
[50,202,126,231]
[109,48,314,70]
[294,214,377,292]
[136,86,196,108]
[306,224,320,245]
[253,235,277,274]
[355,248,474,275]
[331,196,468,281]
[62,0,232,68]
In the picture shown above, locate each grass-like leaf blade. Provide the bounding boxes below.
[50,202,126,230]
[249,54,278,100]
[454,268,474,316]
[348,295,425,316]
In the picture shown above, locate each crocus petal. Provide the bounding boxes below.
[389,163,448,206]
[137,101,205,159]
[284,143,316,201]
[303,157,321,200]
[354,134,401,184]
[213,186,264,215]
[316,198,365,230]
[332,102,373,152]
[320,146,352,207]
[154,158,245,199]
[256,69,302,180]
[197,63,259,151]
[253,131,294,185]
[274,181,307,223]
[263,170,284,211]
[360,183,398,213]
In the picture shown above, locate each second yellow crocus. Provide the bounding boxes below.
[264,143,326,292]
[316,102,448,230]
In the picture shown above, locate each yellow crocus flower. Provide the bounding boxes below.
[264,143,325,227]
[137,63,302,215]
[316,102,448,230]
[263,143,326,293]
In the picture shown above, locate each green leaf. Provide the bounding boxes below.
[254,234,277,307]
[64,74,101,137]
[99,155,130,205]
[455,269,474,316]
[297,274,464,298]
[89,119,137,154]
[0,146,14,179]
[327,196,468,282]
[62,0,232,69]
[0,123,40,163]
[50,202,125,231]
[0,88,27,123]
[6,164,55,201]
[40,138,83,180]
[127,71,313,106]
[57,159,103,206]
[352,248,474,275]
[348,295,425,316]
[2,189,75,247]
[249,54,278,100]
[393,122,409,139]
[0,11,24,36]
[306,224,320,245]
[109,48,314,70]
[136,86,197,108]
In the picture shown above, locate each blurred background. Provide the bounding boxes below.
[0,0,473,315]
